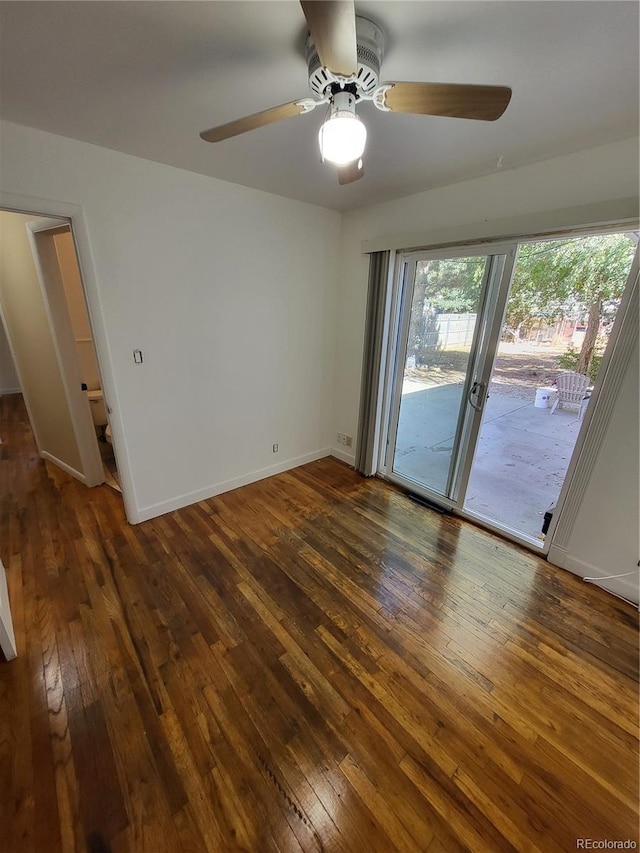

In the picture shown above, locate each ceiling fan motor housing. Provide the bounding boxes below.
[306,16,384,98]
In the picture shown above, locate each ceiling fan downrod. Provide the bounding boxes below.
[306,16,385,99]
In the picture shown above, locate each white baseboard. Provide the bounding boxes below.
[132,447,332,523]
[548,545,639,605]
[41,451,87,484]
[330,447,356,467]
[0,388,21,396]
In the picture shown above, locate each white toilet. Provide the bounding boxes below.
[87,388,107,427]
[87,388,113,445]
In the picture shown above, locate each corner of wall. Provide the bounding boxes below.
[548,544,639,605]
[330,447,355,467]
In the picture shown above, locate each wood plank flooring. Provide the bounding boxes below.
[1,392,638,852]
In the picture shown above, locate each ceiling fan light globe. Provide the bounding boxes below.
[318,112,367,165]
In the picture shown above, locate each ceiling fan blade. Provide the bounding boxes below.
[382,81,512,121]
[300,0,357,77]
[337,158,364,185]
[200,101,308,143]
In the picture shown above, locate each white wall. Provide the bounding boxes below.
[333,136,639,601]
[0,317,20,394]
[0,120,340,521]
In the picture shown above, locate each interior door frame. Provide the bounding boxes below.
[381,242,517,509]
[0,192,137,520]
[0,556,17,661]
[26,218,105,487]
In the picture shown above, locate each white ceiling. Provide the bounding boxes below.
[1,1,638,212]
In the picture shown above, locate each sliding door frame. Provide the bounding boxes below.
[451,247,517,506]
[375,222,639,554]
[380,242,517,509]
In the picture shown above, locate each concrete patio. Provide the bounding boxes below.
[394,381,585,540]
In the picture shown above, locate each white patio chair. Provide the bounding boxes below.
[550,371,591,418]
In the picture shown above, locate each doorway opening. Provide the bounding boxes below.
[0,209,121,496]
[381,229,637,551]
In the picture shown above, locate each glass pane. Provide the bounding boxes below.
[464,232,637,540]
[393,255,488,496]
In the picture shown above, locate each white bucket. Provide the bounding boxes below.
[535,387,554,408]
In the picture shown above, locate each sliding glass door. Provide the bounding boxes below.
[384,246,516,508]
[462,232,638,542]
[381,230,637,551]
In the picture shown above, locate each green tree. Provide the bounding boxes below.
[506,234,635,374]
[408,257,485,364]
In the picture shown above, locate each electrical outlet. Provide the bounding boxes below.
[272,443,279,453]
[336,432,346,445]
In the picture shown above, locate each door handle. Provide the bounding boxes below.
[468,381,486,412]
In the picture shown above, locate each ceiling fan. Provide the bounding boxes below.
[200,1,512,185]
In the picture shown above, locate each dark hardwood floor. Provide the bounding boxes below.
[1,393,638,852]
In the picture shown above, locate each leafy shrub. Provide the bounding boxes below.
[556,343,603,382]
[556,344,580,372]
